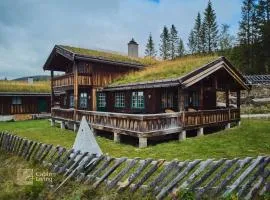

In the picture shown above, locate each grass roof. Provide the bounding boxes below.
[60,45,158,66]
[0,81,50,93]
[110,55,219,86]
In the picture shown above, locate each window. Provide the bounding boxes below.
[161,90,174,108]
[12,97,22,105]
[115,93,125,108]
[192,92,200,107]
[97,93,106,108]
[69,94,74,108]
[80,92,88,109]
[132,91,144,109]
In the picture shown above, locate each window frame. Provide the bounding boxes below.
[79,92,88,109]
[97,92,106,108]
[12,97,22,105]
[114,92,125,108]
[131,91,145,109]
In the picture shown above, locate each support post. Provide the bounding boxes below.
[179,130,186,141]
[225,123,231,129]
[51,119,55,127]
[178,88,185,112]
[73,123,77,132]
[197,127,204,136]
[73,61,78,121]
[139,137,147,148]
[92,88,97,111]
[237,121,241,126]
[50,70,54,109]
[114,132,120,143]
[199,82,204,110]
[60,121,65,129]
[236,90,241,109]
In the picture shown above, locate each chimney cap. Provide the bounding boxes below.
[128,38,138,45]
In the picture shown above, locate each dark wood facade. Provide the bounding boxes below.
[44,46,250,147]
[0,93,51,115]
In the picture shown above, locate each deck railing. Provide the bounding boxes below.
[51,108,240,134]
[52,73,92,88]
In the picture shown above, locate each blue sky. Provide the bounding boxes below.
[0,0,242,79]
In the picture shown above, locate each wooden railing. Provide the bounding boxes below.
[51,108,240,134]
[184,108,240,128]
[52,73,92,88]
[52,73,74,88]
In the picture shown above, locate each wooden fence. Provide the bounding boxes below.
[0,131,269,199]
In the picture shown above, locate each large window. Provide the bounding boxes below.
[161,90,174,109]
[97,93,106,108]
[79,92,88,109]
[132,91,144,109]
[69,94,74,108]
[12,97,22,105]
[115,92,125,108]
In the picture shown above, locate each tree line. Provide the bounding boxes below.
[144,0,270,74]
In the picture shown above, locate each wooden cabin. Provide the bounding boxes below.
[0,81,52,117]
[0,92,51,115]
[45,45,250,147]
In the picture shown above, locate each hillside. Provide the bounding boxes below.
[13,75,50,81]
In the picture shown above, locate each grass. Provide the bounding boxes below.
[0,81,50,93]
[110,54,219,86]
[0,152,155,200]
[61,45,159,66]
[0,119,269,161]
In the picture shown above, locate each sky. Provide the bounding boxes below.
[0,0,242,79]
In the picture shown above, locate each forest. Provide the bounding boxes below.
[144,0,270,74]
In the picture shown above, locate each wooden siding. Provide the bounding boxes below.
[0,96,51,115]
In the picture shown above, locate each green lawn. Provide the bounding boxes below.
[0,119,269,161]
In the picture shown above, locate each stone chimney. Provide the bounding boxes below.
[28,77,34,84]
[128,38,139,57]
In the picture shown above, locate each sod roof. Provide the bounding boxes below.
[0,81,51,93]
[60,45,158,66]
[110,55,219,86]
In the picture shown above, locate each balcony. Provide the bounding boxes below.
[52,73,92,89]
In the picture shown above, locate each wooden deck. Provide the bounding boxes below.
[52,73,92,89]
[51,108,240,141]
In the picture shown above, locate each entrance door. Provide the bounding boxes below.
[203,90,216,109]
[38,98,47,113]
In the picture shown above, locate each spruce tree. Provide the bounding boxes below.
[203,0,219,52]
[188,30,196,54]
[170,24,178,59]
[159,26,170,60]
[219,24,235,51]
[145,33,156,58]
[177,38,185,57]
[193,13,203,53]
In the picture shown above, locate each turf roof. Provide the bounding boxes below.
[60,45,158,66]
[0,81,51,93]
[110,55,219,86]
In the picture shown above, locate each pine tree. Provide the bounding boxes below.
[193,13,203,53]
[219,24,235,51]
[177,38,185,57]
[159,26,170,60]
[170,24,178,59]
[145,33,156,58]
[188,30,196,54]
[203,0,219,52]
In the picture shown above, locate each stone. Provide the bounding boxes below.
[72,116,102,156]
[114,132,120,143]
[225,123,231,129]
[60,121,65,129]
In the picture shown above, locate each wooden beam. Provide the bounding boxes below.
[199,83,204,110]
[73,62,78,120]
[178,87,184,112]
[237,90,240,109]
[50,70,54,108]
[92,87,97,111]
[226,89,230,108]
